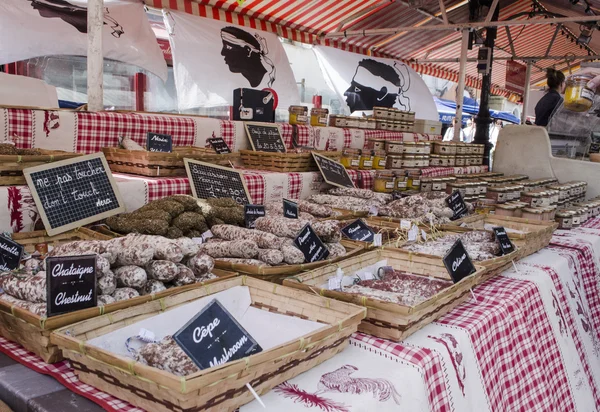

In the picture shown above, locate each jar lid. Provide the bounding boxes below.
[375,170,394,177]
[404,155,417,159]
[343,148,361,154]
[386,141,403,145]
[404,142,416,146]
[393,170,406,177]
[421,177,433,182]
[373,149,386,156]
[368,138,386,142]
[430,154,441,158]
[556,210,573,218]
[523,207,543,214]
[568,73,595,82]
[387,154,403,159]
[496,204,517,210]
[289,105,308,110]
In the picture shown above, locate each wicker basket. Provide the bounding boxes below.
[337,217,407,250]
[239,150,341,172]
[0,150,82,186]
[11,228,112,254]
[102,147,239,177]
[443,214,558,260]
[0,269,237,363]
[214,241,365,284]
[283,249,485,342]
[51,276,366,412]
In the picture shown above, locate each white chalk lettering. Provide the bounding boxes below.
[209,335,249,367]
[0,242,20,257]
[192,318,220,343]
[452,253,466,272]
[55,289,93,306]
[51,263,94,280]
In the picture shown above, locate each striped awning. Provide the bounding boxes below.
[146,0,599,96]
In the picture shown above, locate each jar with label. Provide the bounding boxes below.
[570,209,582,227]
[341,148,361,170]
[407,169,421,190]
[403,142,418,154]
[455,143,468,155]
[386,141,404,154]
[328,115,346,127]
[432,142,456,155]
[475,198,495,214]
[564,73,596,112]
[446,155,456,167]
[366,119,377,130]
[544,206,557,221]
[402,155,419,168]
[345,117,360,129]
[522,207,544,221]
[373,106,392,119]
[432,178,444,192]
[495,204,517,217]
[359,150,374,170]
[386,155,403,169]
[374,171,395,193]
[310,108,328,127]
[415,155,430,167]
[429,154,444,167]
[520,191,545,207]
[394,170,408,191]
[420,177,433,192]
[464,182,478,197]
[455,156,467,166]
[368,138,386,151]
[289,105,308,125]
[487,186,509,203]
[358,118,369,129]
[376,120,389,130]
[447,182,467,197]
[555,210,573,229]
[373,149,387,170]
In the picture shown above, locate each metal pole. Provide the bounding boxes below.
[454,29,469,142]
[87,0,104,111]
[521,62,532,124]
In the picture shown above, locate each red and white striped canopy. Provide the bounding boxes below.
[146,0,599,96]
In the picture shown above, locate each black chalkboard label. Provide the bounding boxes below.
[0,236,23,272]
[443,239,477,284]
[184,159,251,205]
[294,223,330,263]
[245,123,286,153]
[23,153,125,236]
[208,137,231,154]
[312,152,355,189]
[446,191,468,220]
[147,132,173,153]
[341,219,374,243]
[283,199,298,219]
[173,299,262,370]
[46,254,97,317]
[244,204,265,229]
[493,226,515,255]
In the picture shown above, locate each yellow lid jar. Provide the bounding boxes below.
[564,73,596,112]
[373,149,387,170]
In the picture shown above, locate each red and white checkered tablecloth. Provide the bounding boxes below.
[582,217,600,230]
[346,170,375,190]
[5,108,34,149]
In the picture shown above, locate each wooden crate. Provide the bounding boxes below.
[337,217,407,250]
[0,150,82,185]
[239,150,341,172]
[284,249,485,341]
[102,147,239,177]
[51,276,365,412]
[11,228,112,254]
[0,269,237,363]
[443,214,558,260]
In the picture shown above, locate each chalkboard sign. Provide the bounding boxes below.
[283,199,298,219]
[46,254,97,317]
[184,159,251,205]
[445,191,468,220]
[311,152,355,189]
[493,227,515,255]
[245,122,286,153]
[207,137,231,154]
[174,299,262,370]
[146,132,173,153]
[294,223,330,263]
[341,219,374,243]
[244,204,265,229]
[0,236,23,272]
[443,239,477,284]
[24,153,125,236]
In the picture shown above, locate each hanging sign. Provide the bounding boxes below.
[341,219,374,243]
[24,153,125,236]
[443,239,477,283]
[445,190,468,221]
[208,137,231,154]
[294,224,330,263]
[46,254,97,317]
[283,199,299,219]
[245,123,286,153]
[312,152,355,188]
[146,132,173,153]
[184,159,251,205]
[173,299,262,370]
[505,61,527,94]
[0,236,24,272]
[244,204,265,229]
[493,227,515,255]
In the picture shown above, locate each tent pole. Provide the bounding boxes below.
[454,29,469,142]
[87,0,104,111]
[521,62,533,124]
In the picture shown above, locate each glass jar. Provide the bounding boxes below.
[447,182,467,197]
[373,149,387,170]
[358,118,369,129]
[402,155,419,168]
[368,138,386,151]
[403,142,418,154]
[359,150,374,170]
[376,120,389,130]
[386,155,403,169]
[385,141,404,154]
[421,177,433,192]
[446,155,456,167]
[522,207,544,221]
[475,198,495,214]
[374,170,395,193]
[487,186,510,203]
[373,106,392,119]
[341,148,361,169]
[429,154,444,166]
[555,211,573,229]
[564,73,596,112]
[310,108,328,126]
[366,119,377,130]
[433,142,457,155]
[289,105,308,125]
[394,170,408,191]
[455,156,467,166]
[414,155,430,168]
[345,117,360,128]
[407,169,421,190]
[495,204,517,217]
[328,115,346,127]
[432,178,444,192]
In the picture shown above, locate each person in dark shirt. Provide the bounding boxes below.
[535,68,565,127]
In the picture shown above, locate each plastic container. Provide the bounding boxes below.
[564,73,596,112]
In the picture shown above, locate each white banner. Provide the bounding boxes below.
[314,46,438,121]
[166,11,299,110]
[0,0,167,81]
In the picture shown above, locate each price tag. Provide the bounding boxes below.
[294,224,330,263]
[207,137,232,154]
[421,229,428,242]
[400,220,411,230]
[201,230,214,241]
[184,159,251,206]
[138,328,156,343]
[373,233,383,247]
[443,239,477,284]
[312,152,355,188]
[173,299,262,370]
[283,199,299,219]
[192,237,204,245]
[46,255,97,317]
[357,272,374,281]
[493,226,515,255]
[0,235,24,272]
[369,205,378,216]
[408,224,419,242]
[245,123,286,153]
[146,132,173,153]
[328,277,342,291]
[244,205,265,229]
[445,190,469,220]
[341,219,374,242]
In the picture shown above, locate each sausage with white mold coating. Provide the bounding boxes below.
[217,258,271,267]
[172,264,196,286]
[141,280,167,295]
[172,237,200,258]
[107,238,155,266]
[280,245,306,265]
[49,240,118,265]
[0,294,46,316]
[114,266,147,289]
[185,253,214,277]
[198,239,259,259]
[98,295,116,306]
[258,249,284,265]
[0,272,46,303]
[145,260,179,283]
[112,287,140,301]
[325,243,346,259]
[254,217,342,242]
[97,270,117,295]
[210,225,282,249]
[112,235,183,263]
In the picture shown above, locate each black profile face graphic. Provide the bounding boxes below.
[220,26,275,88]
[28,0,124,38]
[344,59,411,113]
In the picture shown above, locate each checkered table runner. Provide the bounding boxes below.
[582,217,600,230]
[5,108,34,149]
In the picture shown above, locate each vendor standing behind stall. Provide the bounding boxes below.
[535,69,565,127]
